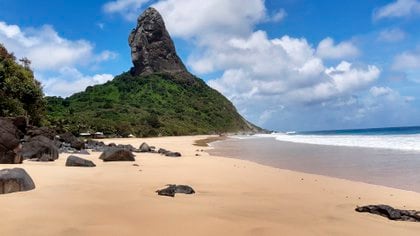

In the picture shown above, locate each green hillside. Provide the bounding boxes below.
[46,72,258,137]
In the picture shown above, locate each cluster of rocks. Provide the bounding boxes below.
[356,205,420,222]
[0,117,59,163]
[1,116,185,195]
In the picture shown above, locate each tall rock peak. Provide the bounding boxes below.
[128,7,187,76]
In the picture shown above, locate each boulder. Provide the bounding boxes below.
[99,148,135,162]
[0,168,35,194]
[0,118,23,164]
[356,205,420,222]
[66,155,96,167]
[21,135,59,161]
[139,142,151,152]
[156,184,195,197]
[27,126,56,139]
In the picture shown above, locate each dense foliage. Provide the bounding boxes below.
[46,72,254,137]
[0,44,45,125]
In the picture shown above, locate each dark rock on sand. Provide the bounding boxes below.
[99,148,135,162]
[66,155,96,167]
[139,142,151,152]
[21,135,59,161]
[158,148,168,154]
[0,168,35,194]
[128,7,189,77]
[165,151,181,157]
[156,184,195,197]
[0,118,22,164]
[356,205,420,222]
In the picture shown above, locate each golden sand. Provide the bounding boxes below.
[0,135,419,235]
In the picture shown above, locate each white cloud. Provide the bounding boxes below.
[205,31,380,108]
[153,0,266,39]
[377,28,406,42]
[39,67,114,97]
[0,21,116,71]
[0,21,117,98]
[316,37,360,60]
[103,0,150,21]
[370,86,395,97]
[392,47,420,70]
[269,9,287,22]
[373,0,420,20]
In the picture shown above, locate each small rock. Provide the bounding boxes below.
[165,152,181,157]
[99,148,135,162]
[139,142,151,152]
[156,184,195,197]
[66,155,96,167]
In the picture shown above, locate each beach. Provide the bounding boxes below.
[1,135,420,235]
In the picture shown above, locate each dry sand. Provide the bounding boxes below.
[1,135,420,236]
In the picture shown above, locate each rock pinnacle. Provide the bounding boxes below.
[128,7,187,76]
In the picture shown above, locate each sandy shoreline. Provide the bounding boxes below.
[1,135,420,235]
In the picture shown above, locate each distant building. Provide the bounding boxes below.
[94,132,106,139]
[79,132,91,138]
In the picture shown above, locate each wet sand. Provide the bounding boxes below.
[209,137,420,192]
[0,135,420,235]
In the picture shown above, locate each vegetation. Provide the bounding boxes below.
[0,44,46,125]
[46,72,255,137]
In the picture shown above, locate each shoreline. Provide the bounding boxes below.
[209,136,420,193]
[1,135,420,235]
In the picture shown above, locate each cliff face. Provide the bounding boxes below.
[128,8,187,76]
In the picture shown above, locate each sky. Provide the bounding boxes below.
[1,0,420,131]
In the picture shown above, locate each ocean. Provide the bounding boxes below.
[209,126,420,192]
[257,126,420,151]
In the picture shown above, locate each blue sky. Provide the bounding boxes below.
[1,0,420,131]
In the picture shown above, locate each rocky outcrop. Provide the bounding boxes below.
[0,168,35,194]
[66,155,96,167]
[156,184,195,197]
[356,205,420,222]
[0,118,22,164]
[21,135,59,161]
[128,7,188,76]
[99,148,135,162]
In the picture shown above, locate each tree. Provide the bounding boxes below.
[0,44,46,125]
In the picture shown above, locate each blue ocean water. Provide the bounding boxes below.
[297,126,420,136]
[250,126,420,151]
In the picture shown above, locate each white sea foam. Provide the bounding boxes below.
[247,133,420,152]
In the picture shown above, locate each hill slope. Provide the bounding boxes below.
[46,7,262,136]
[46,72,259,136]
